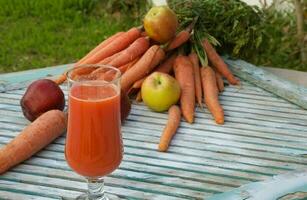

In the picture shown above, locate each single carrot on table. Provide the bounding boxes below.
[121,45,163,92]
[189,52,202,108]
[202,39,239,85]
[215,71,224,92]
[158,105,181,152]
[201,66,224,124]
[78,27,141,65]
[0,110,67,174]
[174,55,195,123]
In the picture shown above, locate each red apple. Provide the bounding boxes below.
[20,79,65,121]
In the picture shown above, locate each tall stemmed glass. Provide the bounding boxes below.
[65,65,122,200]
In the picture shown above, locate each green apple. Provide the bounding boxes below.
[143,6,178,44]
[141,72,180,112]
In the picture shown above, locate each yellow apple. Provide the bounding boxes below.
[141,72,180,112]
[143,6,178,44]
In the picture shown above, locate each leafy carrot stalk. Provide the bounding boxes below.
[201,66,224,124]
[0,110,67,174]
[215,71,224,92]
[78,27,141,65]
[202,39,239,85]
[135,90,142,102]
[76,32,124,65]
[158,105,181,152]
[166,30,190,51]
[108,37,150,68]
[174,55,195,123]
[154,53,177,74]
[121,45,163,92]
[189,52,202,108]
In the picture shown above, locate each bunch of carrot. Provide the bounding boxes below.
[53,25,239,152]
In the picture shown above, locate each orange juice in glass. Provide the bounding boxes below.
[65,65,122,200]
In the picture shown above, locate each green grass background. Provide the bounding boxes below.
[0,0,145,73]
[0,0,305,73]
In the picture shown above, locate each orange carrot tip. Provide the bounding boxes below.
[158,105,181,152]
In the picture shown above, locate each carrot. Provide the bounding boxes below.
[127,86,138,96]
[201,66,224,124]
[121,45,163,92]
[202,39,239,85]
[53,74,67,85]
[189,52,202,108]
[108,37,150,68]
[118,56,140,74]
[78,27,141,65]
[122,57,140,72]
[166,30,190,51]
[174,55,195,123]
[215,71,224,92]
[0,110,67,174]
[132,77,146,89]
[155,53,177,74]
[149,47,166,70]
[118,64,130,74]
[98,52,122,65]
[77,32,124,65]
[70,66,97,80]
[98,37,149,67]
[158,105,181,152]
[128,48,166,91]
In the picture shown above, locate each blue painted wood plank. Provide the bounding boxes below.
[225,58,307,109]
[0,64,72,92]
[0,60,307,199]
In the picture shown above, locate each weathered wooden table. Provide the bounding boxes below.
[0,60,307,200]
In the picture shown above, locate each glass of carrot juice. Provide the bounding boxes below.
[65,65,122,200]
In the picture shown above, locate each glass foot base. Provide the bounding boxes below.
[76,193,109,200]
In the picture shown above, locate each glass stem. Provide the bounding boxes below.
[87,178,108,200]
